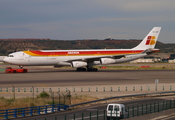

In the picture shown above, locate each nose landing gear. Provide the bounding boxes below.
[19,65,23,69]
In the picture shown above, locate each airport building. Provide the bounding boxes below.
[130,53,175,63]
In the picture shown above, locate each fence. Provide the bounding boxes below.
[7,100,175,120]
[0,91,175,119]
[67,99,175,120]
[0,84,174,98]
[0,86,173,93]
[127,99,175,118]
[0,104,69,119]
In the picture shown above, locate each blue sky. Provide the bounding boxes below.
[0,0,175,43]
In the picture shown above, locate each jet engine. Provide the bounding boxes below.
[100,58,116,65]
[71,61,87,68]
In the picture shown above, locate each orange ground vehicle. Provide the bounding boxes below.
[5,67,28,73]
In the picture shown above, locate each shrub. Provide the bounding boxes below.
[7,99,14,103]
[0,97,5,100]
[30,102,35,107]
[39,92,50,98]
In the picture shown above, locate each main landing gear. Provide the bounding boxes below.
[76,67,98,72]
[19,65,23,69]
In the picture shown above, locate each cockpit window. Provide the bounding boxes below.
[8,55,14,57]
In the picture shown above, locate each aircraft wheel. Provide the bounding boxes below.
[91,68,98,72]
[87,68,98,72]
[93,68,98,72]
[87,68,92,72]
[77,68,82,71]
[82,68,86,71]
[77,68,86,71]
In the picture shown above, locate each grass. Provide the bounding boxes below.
[71,95,98,105]
[97,64,175,70]
[57,63,175,70]
[1,62,175,70]
[0,95,98,110]
[0,69,5,71]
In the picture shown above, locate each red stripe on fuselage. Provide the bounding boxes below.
[27,50,144,56]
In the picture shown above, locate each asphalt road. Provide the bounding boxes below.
[0,64,175,87]
[12,96,175,120]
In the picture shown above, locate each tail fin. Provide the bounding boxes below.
[132,27,161,50]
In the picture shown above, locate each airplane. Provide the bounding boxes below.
[3,27,161,72]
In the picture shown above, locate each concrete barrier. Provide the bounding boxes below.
[0,83,175,98]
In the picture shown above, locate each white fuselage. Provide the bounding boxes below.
[4,49,147,67]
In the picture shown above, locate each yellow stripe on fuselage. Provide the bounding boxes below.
[23,51,40,56]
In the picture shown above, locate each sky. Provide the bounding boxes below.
[0,0,175,43]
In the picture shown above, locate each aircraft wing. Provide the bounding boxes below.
[65,54,125,63]
[141,48,160,55]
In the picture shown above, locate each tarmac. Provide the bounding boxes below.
[0,64,175,98]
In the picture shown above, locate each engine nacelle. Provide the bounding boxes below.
[71,61,87,68]
[100,58,116,65]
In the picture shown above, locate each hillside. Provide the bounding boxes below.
[0,39,174,55]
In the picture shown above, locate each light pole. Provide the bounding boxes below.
[12,86,15,100]
[57,92,61,104]
[32,86,34,100]
[67,90,71,105]
[62,93,65,104]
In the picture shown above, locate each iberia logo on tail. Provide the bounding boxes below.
[146,36,156,45]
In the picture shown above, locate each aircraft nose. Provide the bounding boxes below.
[0,56,6,62]
[3,57,9,63]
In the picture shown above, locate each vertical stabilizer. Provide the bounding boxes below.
[132,27,161,50]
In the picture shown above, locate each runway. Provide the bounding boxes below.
[0,64,175,87]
